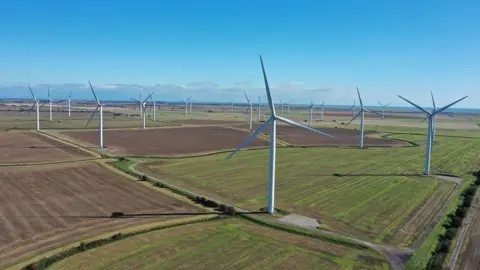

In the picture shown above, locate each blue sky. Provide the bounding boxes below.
[0,0,478,107]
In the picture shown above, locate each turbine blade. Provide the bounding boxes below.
[39,101,48,109]
[259,55,276,116]
[143,92,155,103]
[364,109,383,117]
[377,101,383,106]
[276,116,335,139]
[244,92,250,103]
[356,87,363,109]
[434,96,468,115]
[397,95,430,115]
[227,118,272,160]
[88,81,100,104]
[345,111,362,126]
[431,91,436,110]
[420,116,428,123]
[68,92,72,99]
[385,103,391,107]
[86,105,100,127]
[131,98,141,103]
[28,84,36,100]
[186,96,192,103]
[28,103,36,116]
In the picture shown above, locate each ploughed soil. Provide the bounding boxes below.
[0,132,91,164]
[0,162,200,267]
[62,126,269,156]
[233,124,407,147]
[165,119,243,126]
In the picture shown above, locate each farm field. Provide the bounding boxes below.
[0,162,201,268]
[48,218,388,270]
[0,132,91,164]
[61,126,269,156]
[231,123,407,147]
[456,200,480,270]
[137,134,480,246]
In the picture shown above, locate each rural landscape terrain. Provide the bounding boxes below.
[0,98,478,270]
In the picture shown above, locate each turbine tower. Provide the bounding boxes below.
[183,96,192,116]
[189,99,193,113]
[320,101,325,121]
[377,101,391,120]
[28,85,40,131]
[287,100,292,114]
[349,98,356,117]
[308,101,314,127]
[68,92,72,117]
[86,81,105,148]
[398,94,467,175]
[227,56,334,214]
[48,88,53,121]
[280,99,284,114]
[139,92,143,117]
[258,96,261,122]
[345,87,383,148]
[244,92,253,131]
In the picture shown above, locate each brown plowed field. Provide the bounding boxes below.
[234,124,407,147]
[62,126,268,156]
[0,132,91,164]
[166,119,243,126]
[0,162,200,267]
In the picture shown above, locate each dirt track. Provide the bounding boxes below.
[165,119,243,126]
[233,124,407,147]
[0,132,91,164]
[63,126,269,156]
[0,162,200,267]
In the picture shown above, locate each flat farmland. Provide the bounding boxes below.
[0,132,91,164]
[49,218,388,270]
[0,162,200,267]
[62,126,269,156]
[138,134,480,246]
[457,200,480,269]
[231,123,407,147]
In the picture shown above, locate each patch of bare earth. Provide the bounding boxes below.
[0,162,200,267]
[234,124,407,147]
[0,132,91,164]
[62,126,268,156]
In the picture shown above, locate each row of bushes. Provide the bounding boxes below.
[428,172,480,269]
[193,196,237,216]
[23,216,222,270]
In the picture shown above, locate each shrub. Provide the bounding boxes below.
[78,242,86,251]
[455,207,467,218]
[118,156,127,161]
[438,240,451,253]
[225,206,237,216]
[111,233,123,240]
[464,186,477,196]
[475,178,480,185]
[444,228,457,240]
[25,263,38,270]
[139,175,148,181]
[463,196,474,207]
[451,216,463,228]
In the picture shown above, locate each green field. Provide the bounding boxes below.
[48,218,387,270]
[137,134,480,246]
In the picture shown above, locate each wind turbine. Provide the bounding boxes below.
[320,101,325,121]
[148,97,157,122]
[287,100,292,114]
[397,94,467,175]
[348,98,356,117]
[183,96,192,116]
[189,100,193,113]
[231,101,234,113]
[308,101,314,127]
[279,99,284,114]
[227,56,335,214]
[244,92,253,131]
[47,88,53,121]
[27,85,40,131]
[345,87,383,148]
[258,96,261,122]
[67,92,72,117]
[139,92,143,117]
[85,81,105,148]
[131,93,154,129]
[377,101,391,120]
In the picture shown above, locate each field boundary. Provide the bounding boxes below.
[9,215,221,270]
[37,131,102,158]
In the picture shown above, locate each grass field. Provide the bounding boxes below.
[137,134,480,246]
[48,218,388,270]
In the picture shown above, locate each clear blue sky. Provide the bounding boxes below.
[0,0,478,108]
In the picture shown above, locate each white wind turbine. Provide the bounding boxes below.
[244,92,253,131]
[67,92,73,117]
[377,101,391,120]
[345,87,383,148]
[131,93,155,129]
[183,96,192,116]
[189,100,193,113]
[320,101,325,121]
[47,88,53,121]
[227,56,335,214]
[308,101,314,127]
[85,81,105,148]
[279,99,284,114]
[287,100,292,114]
[258,96,261,122]
[398,94,467,175]
[27,85,40,131]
